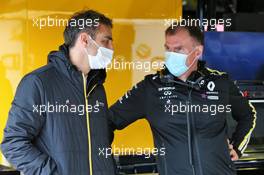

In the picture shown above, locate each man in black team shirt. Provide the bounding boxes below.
[109,24,257,175]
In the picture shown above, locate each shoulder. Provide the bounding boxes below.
[137,73,161,87]
[29,64,55,78]
[17,64,56,90]
[145,73,159,80]
[205,67,228,76]
[202,67,230,81]
[21,64,56,84]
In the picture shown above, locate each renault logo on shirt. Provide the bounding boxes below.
[207,81,215,91]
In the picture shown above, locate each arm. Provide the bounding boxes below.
[1,74,59,175]
[229,80,257,157]
[108,79,147,130]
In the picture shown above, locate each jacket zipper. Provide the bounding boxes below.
[186,89,196,175]
[187,88,204,175]
[82,73,97,175]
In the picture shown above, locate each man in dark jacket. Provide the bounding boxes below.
[1,10,116,175]
[109,25,257,175]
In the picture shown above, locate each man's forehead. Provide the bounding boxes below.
[96,24,112,39]
[98,24,112,33]
[165,34,193,47]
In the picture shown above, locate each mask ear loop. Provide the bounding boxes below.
[88,35,100,48]
[84,35,100,67]
[187,47,201,69]
[85,35,100,58]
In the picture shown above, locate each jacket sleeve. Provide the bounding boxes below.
[108,79,147,130]
[229,80,257,157]
[1,74,59,175]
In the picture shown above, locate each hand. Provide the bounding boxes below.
[227,139,239,161]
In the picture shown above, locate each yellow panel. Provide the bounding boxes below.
[0,0,182,164]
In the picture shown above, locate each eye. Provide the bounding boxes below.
[99,40,108,47]
[174,48,181,53]
[164,46,169,51]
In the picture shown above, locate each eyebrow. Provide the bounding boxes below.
[164,44,182,50]
[104,36,113,41]
[174,46,182,50]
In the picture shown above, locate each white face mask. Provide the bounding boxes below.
[85,36,114,69]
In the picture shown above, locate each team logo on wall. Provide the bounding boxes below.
[135,43,151,59]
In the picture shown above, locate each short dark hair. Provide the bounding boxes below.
[165,23,204,45]
[63,10,112,48]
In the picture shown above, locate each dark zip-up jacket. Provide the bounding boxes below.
[109,61,257,175]
[1,44,116,175]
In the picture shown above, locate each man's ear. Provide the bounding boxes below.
[196,45,203,58]
[78,32,90,47]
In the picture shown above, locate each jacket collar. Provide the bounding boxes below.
[47,44,106,93]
